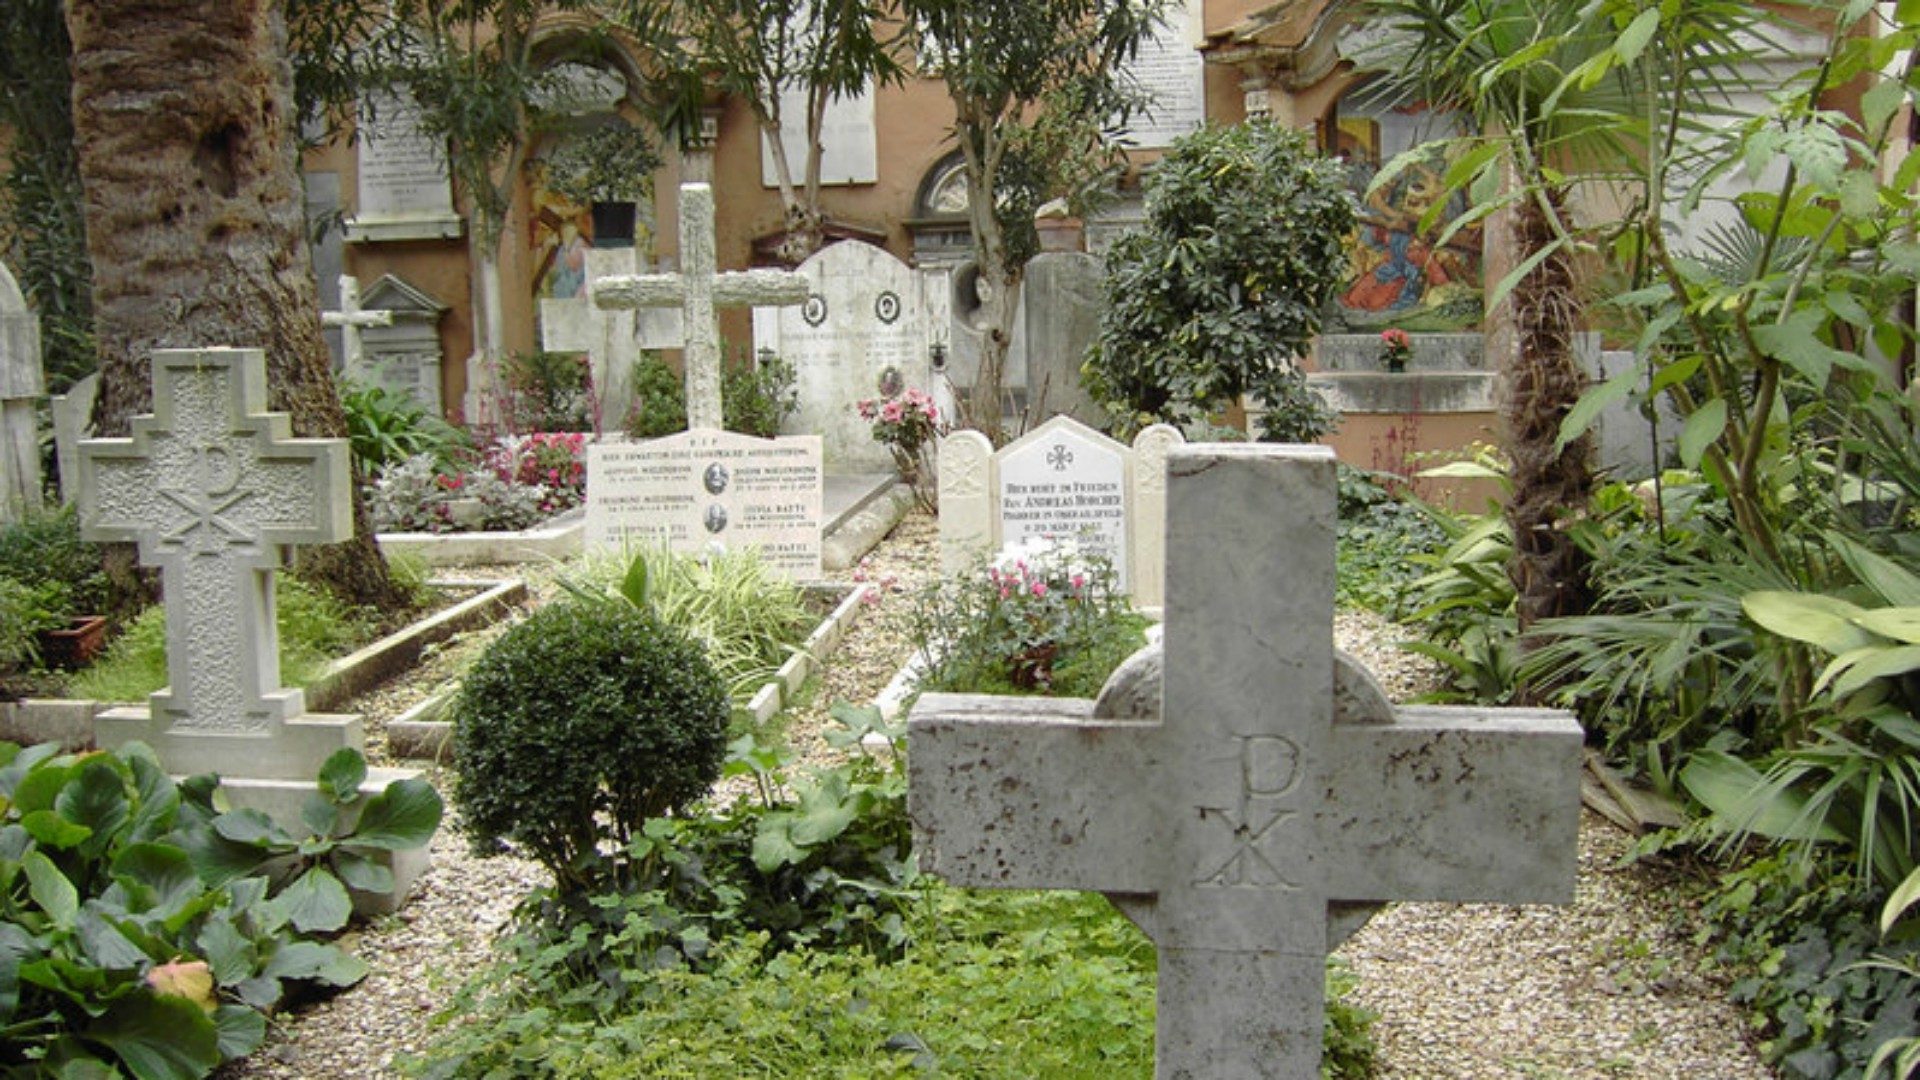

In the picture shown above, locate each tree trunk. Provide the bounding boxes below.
[1504,188,1593,656]
[67,0,406,611]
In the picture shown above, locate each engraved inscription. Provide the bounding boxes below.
[1196,735,1302,890]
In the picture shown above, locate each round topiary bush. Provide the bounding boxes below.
[451,599,730,894]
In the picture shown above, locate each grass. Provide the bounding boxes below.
[69,575,380,702]
[409,885,1376,1079]
[563,545,814,707]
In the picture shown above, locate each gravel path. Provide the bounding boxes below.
[221,511,1772,1079]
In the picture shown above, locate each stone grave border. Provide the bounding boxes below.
[387,581,873,762]
[375,507,588,567]
[0,577,522,752]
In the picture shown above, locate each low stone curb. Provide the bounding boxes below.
[387,582,872,764]
[374,509,585,567]
[0,578,523,751]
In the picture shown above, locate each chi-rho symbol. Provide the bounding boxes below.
[908,444,1583,1079]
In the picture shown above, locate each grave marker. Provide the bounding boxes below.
[938,416,1183,607]
[585,429,824,579]
[592,182,808,430]
[321,273,394,372]
[910,443,1582,1078]
[0,259,43,518]
[754,240,938,470]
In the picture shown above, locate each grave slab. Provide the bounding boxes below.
[909,444,1582,1078]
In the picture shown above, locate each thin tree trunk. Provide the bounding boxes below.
[1504,189,1593,656]
[67,0,405,611]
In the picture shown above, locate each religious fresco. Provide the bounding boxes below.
[1327,107,1484,333]
[529,178,595,303]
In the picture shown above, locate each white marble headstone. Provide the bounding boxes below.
[938,416,1184,607]
[997,419,1129,589]
[585,429,824,580]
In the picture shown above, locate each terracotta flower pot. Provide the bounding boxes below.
[39,615,109,671]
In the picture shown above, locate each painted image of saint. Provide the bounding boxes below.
[1329,112,1483,330]
[703,461,729,495]
[704,503,729,534]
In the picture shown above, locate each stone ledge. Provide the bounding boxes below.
[0,579,521,751]
[1309,371,1495,414]
[376,509,585,567]
[305,578,524,712]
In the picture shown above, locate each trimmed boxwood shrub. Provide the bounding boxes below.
[451,600,730,896]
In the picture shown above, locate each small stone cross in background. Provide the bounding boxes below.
[909,444,1584,1079]
[322,273,394,372]
[592,182,809,430]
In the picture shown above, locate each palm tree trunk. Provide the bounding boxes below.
[67,0,406,611]
[1504,188,1594,647]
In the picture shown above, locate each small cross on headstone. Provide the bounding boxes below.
[321,273,395,371]
[909,444,1583,1078]
[78,349,352,748]
[592,182,809,430]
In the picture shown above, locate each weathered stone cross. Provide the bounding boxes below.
[591,181,809,430]
[77,349,352,760]
[909,444,1583,1078]
[321,273,394,371]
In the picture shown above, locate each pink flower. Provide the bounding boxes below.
[1031,581,1048,598]
[1381,328,1411,348]
[1070,574,1086,590]
[998,586,1011,600]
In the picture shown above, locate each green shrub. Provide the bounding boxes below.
[0,503,107,615]
[0,741,440,1078]
[624,352,687,438]
[722,350,799,438]
[501,350,592,433]
[1334,463,1446,614]
[624,350,800,440]
[339,381,469,482]
[407,881,1375,1080]
[907,537,1148,699]
[451,599,730,896]
[1083,119,1353,440]
[1701,854,1919,1079]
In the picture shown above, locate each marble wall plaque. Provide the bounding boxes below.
[761,83,878,186]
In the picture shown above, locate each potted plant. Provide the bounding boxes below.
[540,124,662,249]
[1379,327,1414,373]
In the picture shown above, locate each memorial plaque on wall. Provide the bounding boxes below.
[585,430,824,579]
[346,91,463,241]
[1120,0,1206,149]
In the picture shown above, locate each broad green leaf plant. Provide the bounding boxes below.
[0,741,440,1078]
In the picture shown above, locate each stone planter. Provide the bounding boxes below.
[388,582,872,762]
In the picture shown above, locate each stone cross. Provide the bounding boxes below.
[592,182,808,430]
[909,444,1583,1079]
[321,273,394,371]
[0,259,44,518]
[77,349,352,743]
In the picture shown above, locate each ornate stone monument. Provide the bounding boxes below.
[909,443,1583,1078]
[76,349,428,899]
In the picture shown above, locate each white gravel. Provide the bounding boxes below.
[219,511,1773,1079]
